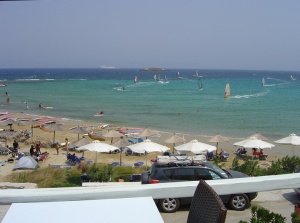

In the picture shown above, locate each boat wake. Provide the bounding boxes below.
[231,91,269,99]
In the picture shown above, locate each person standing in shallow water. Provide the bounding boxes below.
[65,138,69,154]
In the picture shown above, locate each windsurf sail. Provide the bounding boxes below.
[262,78,265,86]
[164,75,168,82]
[291,75,296,81]
[177,72,180,78]
[154,74,157,81]
[224,83,230,98]
[198,79,203,90]
[134,76,138,84]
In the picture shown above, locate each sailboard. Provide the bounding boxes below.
[224,83,230,98]
[134,76,138,84]
[291,75,296,81]
[262,78,265,86]
[198,79,203,91]
[154,74,157,81]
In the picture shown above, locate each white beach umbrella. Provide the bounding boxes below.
[76,140,118,163]
[175,139,217,154]
[233,137,275,149]
[274,133,300,156]
[127,139,169,168]
[72,137,91,156]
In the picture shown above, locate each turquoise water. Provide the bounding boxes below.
[0,68,299,139]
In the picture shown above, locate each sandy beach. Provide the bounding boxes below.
[0,112,297,182]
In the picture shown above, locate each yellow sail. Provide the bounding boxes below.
[224,83,230,98]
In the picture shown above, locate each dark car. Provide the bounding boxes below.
[141,160,257,213]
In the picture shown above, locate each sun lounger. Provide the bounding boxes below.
[134,162,144,167]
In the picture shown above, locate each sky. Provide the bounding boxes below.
[0,0,300,71]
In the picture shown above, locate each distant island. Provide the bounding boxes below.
[141,68,165,71]
[98,65,115,69]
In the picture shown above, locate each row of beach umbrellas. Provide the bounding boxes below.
[1,116,300,164]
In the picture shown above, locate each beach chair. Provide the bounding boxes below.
[111,162,120,166]
[125,148,133,156]
[221,152,230,161]
[134,161,144,167]
[206,151,214,161]
[187,179,227,223]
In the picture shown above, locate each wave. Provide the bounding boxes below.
[15,79,40,81]
[231,91,269,99]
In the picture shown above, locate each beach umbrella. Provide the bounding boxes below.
[17,119,41,137]
[175,139,216,155]
[208,133,229,155]
[112,136,131,166]
[127,139,170,168]
[164,133,186,153]
[139,128,159,139]
[24,136,52,148]
[233,137,275,149]
[0,118,18,130]
[72,137,91,156]
[69,126,89,140]
[88,131,105,141]
[103,130,123,144]
[248,132,268,141]
[76,140,118,163]
[40,123,64,143]
[274,133,300,156]
[0,131,22,146]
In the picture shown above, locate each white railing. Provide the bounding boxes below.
[1,173,300,204]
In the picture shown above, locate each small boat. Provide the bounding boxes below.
[291,75,296,81]
[134,76,138,84]
[262,78,265,86]
[0,84,7,87]
[224,83,230,98]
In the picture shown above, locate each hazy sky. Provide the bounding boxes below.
[1,0,300,71]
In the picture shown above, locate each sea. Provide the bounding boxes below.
[0,68,299,139]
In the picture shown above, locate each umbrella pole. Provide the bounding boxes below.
[31,125,34,137]
[120,150,122,166]
[53,131,56,144]
[173,143,175,154]
[146,153,148,170]
[78,133,80,140]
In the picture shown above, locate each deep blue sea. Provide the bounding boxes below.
[0,68,299,139]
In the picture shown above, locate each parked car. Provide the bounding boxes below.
[141,159,258,213]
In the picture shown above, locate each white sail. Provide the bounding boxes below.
[164,75,167,82]
[134,76,138,84]
[224,83,230,98]
[291,75,296,81]
[154,74,157,81]
[262,78,265,86]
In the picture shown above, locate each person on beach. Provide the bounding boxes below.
[65,138,69,154]
[6,98,10,103]
[55,143,60,155]
[12,140,19,157]
[30,145,35,156]
[35,141,41,155]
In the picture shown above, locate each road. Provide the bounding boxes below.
[0,189,298,223]
[160,189,298,223]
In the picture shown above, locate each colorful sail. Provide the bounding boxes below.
[224,83,230,98]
